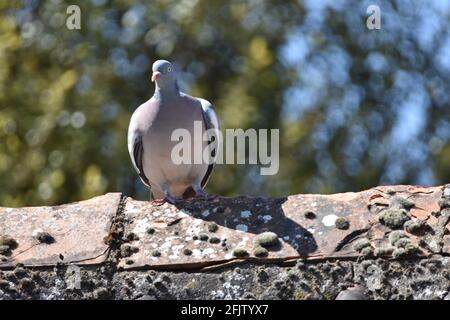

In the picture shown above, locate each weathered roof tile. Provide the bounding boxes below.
[118,185,445,270]
[0,193,121,268]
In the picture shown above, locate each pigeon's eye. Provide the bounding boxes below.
[167,66,173,73]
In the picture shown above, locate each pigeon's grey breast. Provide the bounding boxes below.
[127,90,220,199]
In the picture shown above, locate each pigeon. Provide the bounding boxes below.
[128,60,220,204]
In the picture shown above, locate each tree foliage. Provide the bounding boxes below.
[0,0,449,206]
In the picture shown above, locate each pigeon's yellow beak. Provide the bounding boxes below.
[151,71,161,82]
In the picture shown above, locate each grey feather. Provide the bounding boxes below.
[198,98,220,187]
[128,132,150,187]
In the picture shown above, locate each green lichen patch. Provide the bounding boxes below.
[379,209,410,229]
[374,246,395,257]
[287,269,300,280]
[335,217,350,230]
[353,238,371,251]
[93,288,110,299]
[34,232,55,244]
[256,268,269,282]
[404,220,424,234]
[232,247,249,257]
[294,291,307,300]
[125,232,139,241]
[199,233,209,241]
[393,243,418,258]
[0,235,18,252]
[389,231,407,246]
[18,278,34,292]
[390,196,415,210]
[438,198,450,209]
[120,243,139,257]
[207,222,218,233]
[0,280,10,290]
[392,248,406,259]
[360,246,374,257]
[0,245,10,255]
[442,193,450,207]
[253,232,279,248]
[253,246,268,257]
[13,267,27,278]
[394,238,411,248]
[151,250,161,257]
[388,231,416,253]
[209,236,220,244]
[404,243,418,253]
[304,211,316,219]
[386,188,396,195]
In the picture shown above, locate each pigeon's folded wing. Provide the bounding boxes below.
[128,125,150,187]
[198,98,220,187]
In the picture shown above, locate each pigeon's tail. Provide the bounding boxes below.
[182,187,196,199]
[182,172,211,199]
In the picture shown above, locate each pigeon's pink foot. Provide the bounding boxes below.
[151,194,178,206]
[151,198,167,206]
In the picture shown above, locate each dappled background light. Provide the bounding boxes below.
[0,0,449,206]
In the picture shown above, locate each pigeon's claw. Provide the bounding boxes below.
[194,189,208,198]
[164,194,178,205]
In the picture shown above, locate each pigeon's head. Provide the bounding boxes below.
[151,60,177,89]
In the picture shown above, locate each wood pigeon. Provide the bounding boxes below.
[128,60,220,204]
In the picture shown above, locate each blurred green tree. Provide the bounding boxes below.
[0,0,449,206]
